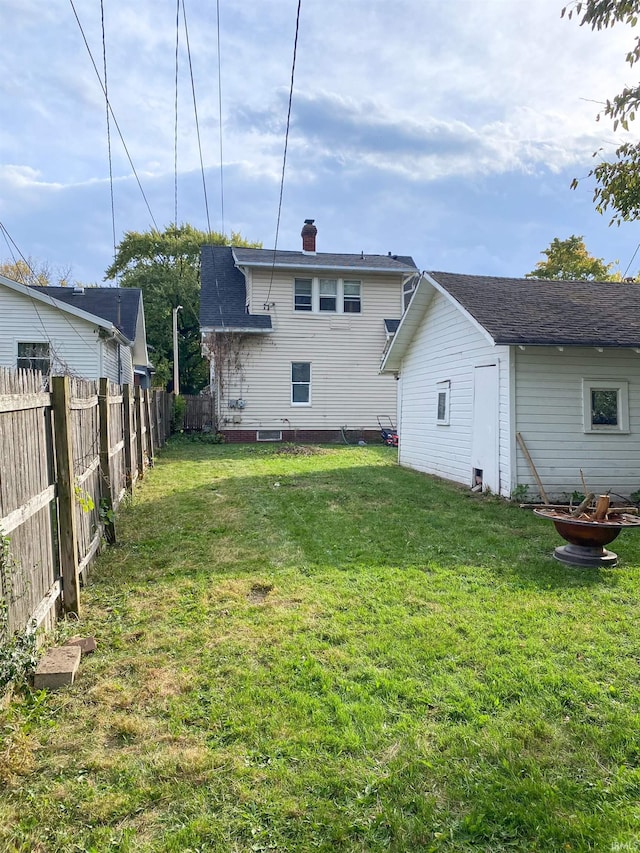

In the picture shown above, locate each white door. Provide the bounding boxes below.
[471,364,499,492]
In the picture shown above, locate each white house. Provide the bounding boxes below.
[0,275,152,386]
[199,220,418,442]
[381,271,640,501]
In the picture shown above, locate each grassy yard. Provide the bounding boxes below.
[1,440,639,852]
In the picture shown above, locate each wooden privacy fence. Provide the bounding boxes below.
[0,367,172,640]
[182,394,216,432]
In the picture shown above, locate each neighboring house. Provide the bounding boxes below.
[0,275,153,386]
[381,271,640,500]
[199,220,418,442]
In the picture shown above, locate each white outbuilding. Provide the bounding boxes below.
[381,271,640,502]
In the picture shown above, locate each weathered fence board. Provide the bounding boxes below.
[182,394,215,432]
[1,367,173,639]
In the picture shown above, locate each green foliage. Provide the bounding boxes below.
[171,393,186,432]
[510,483,530,502]
[525,235,618,280]
[104,223,261,394]
[564,1,640,229]
[0,531,38,695]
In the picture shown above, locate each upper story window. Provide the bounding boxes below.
[294,278,362,314]
[343,281,361,313]
[294,278,313,311]
[17,341,51,375]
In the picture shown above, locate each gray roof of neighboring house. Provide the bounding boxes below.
[428,271,640,347]
[200,246,272,330]
[200,245,417,331]
[233,247,417,274]
[31,286,141,343]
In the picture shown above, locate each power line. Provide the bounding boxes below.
[216,0,225,236]
[623,242,640,279]
[265,0,303,306]
[174,0,180,229]
[182,0,212,235]
[68,0,159,231]
[100,0,117,271]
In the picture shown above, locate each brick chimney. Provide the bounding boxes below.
[301,219,317,254]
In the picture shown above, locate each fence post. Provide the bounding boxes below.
[144,388,155,467]
[98,378,116,545]
[51,375,81,615]
[122,384,134,492]
[135,386,145,480]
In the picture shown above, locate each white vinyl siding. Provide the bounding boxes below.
[216,267,403,432]
[514,347,640,498]
[0,284,133,384]
[397,292,511,496]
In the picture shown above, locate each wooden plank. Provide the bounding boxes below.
[51,376,81,616]
[75,456,100,487]
[516,432,550,505]
[25,579,62,635]
[0,484,56,535]
[108,439,125,458]
[77,527,102,577]
[135,386,145,480]
[98,378,116,544]
[122,384,135,492]
[69,396,99,411]
[144,388,155,467]
[0,392,51,413]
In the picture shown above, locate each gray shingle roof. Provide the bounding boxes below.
[233,247,417,273]
[30,286,141,343]
[428,271,640,347]
[200,246,272,330]
[200,245,417,330]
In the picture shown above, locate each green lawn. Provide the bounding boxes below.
[2,440,639,852]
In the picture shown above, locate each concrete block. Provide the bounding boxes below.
[64,636,97,656]
[34,646,81,690]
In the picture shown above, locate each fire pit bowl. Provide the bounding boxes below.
[533,508,640,568]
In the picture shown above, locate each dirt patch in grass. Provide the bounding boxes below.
[248,583,274,603]
[274,443,329,456]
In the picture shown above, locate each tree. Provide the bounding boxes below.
[0,257,73,287]
[564,1,640,223]
[105,224,261,394]
[525,235,619,280]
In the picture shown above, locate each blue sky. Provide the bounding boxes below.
[1,0,640,284]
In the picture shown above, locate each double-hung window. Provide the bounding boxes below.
[17,342,51,375]
[319,279,337,311]
[294,278,362,314]
[291,362,311,405]
[343,281,361,313]
[294,278,313,311]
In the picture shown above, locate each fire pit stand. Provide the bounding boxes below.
[533,508,640,568]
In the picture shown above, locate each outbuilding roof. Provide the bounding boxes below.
[428,271,640,347]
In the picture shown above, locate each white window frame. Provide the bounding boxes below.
[582,379,629,433]
[257,430,282,442]
[293,278,362,315]
[436,380,450,425]
[291,361,311,406]
[17,341,51,375]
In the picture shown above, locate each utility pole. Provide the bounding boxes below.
[172,305,182,395]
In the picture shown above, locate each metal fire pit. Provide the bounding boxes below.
[533,508,640,568]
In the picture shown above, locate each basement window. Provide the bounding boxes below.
[257,430,282,442]
[582,379,629,433]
